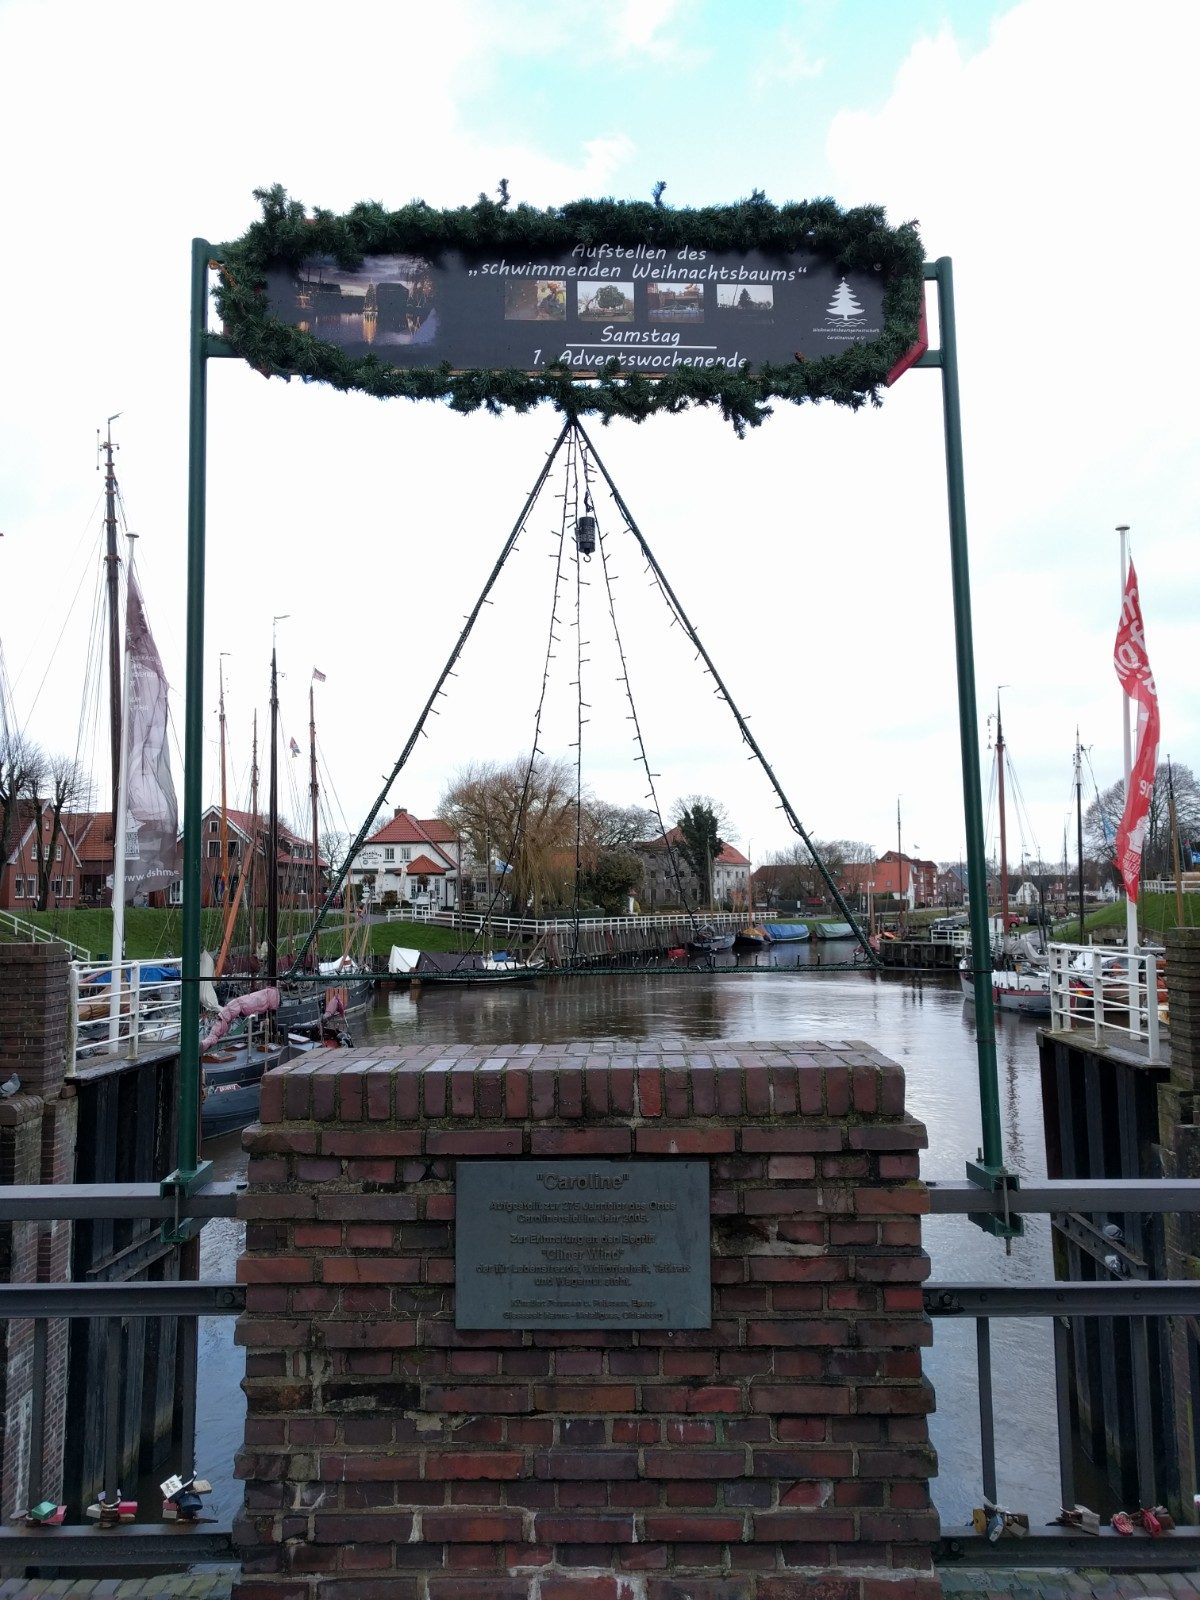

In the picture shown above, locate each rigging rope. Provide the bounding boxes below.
[579,438,697,932]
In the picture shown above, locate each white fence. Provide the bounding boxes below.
[0,909,91,961]
[382,907,748,939]
[1046,942,1165,1063]
[69,958,183,1067]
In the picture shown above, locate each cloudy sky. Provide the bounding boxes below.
[0,0,1196,873]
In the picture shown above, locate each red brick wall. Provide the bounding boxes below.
[233,1043,940,1600]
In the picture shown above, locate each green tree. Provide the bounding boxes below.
[672,796,728,908]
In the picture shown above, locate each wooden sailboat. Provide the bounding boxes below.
[733,845,771,950]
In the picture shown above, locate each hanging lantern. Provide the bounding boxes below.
[575,515,596,558]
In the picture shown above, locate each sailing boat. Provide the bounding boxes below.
[733,845,771,951]
[959,694,1051,1016]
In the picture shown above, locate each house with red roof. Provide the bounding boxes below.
[635,827,750,911]
[347,807,461,910]
[166,805,325,911]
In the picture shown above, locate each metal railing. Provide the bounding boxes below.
[925,1177,1200,1565]
[0,908,91,960]
[3,1178,1200,1570]
[1046,942,1165,1062]
[69,958,183,1067]
[0,1181,241,1566]
[382,907,749,936]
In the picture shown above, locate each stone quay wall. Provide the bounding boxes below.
[233,1041,939,1600]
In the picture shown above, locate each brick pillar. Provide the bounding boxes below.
[233,1042,940,1600]
[1159,929,1200,1512]
[0,943,74,1515]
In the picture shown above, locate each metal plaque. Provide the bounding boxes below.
[455,1160,711,1331]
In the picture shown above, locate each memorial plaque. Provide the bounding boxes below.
[455,1160,711,1330]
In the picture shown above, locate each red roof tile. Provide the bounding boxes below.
[641,826,748,866]
[405,853,446,876]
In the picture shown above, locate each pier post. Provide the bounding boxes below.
[233,1040,940,1598]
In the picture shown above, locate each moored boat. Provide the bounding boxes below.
[959,957,1051,1016]
[813,921,855,941]
[764,922,809,943]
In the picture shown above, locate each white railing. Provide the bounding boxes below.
[381,908,751,938]
[69,958,183,1068]
[0,909,91,961]
[1046,941,1165,1063]
[1142,878,1200,896]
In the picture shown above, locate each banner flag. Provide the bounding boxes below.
[312,667,326,682]
[1113,561,1160,904]
[289,737,301,757]
[123,575,180,901]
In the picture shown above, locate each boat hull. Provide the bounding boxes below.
[959,969,1051,1016]
[201,1043,285,1139]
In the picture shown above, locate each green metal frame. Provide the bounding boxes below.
[174,243,1014,1224]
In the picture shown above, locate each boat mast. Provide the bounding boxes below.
[99,416,122,850]
[266,634,282,989]
[218,654,230,906]
[249,711,260,959]
[996,693,1010,938]
[309,680,320,950]
[896,797,905,935]
[1075,728,1085,943]
[107,533,136,1048]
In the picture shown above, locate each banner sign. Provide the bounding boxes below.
[265,247,888,378]
[1112,561,1160,904]
[219,189,926,426]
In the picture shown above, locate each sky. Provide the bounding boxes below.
[1,0,1197,874]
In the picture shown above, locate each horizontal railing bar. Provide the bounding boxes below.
[927,1178,1200,1213]
[0,1282,245,1317]
[0,1523,234,1564]
[0,1181,242,1221]
[940,1526,1200,1569]
[925,1281,1200,1316]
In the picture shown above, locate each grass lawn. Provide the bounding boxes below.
[1049,890,1200,943]
[2,907,521,962]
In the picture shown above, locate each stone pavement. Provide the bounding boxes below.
[2,1571,1200,1599]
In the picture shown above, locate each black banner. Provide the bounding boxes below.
[266,243,887,377]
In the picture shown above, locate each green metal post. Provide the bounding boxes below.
[930,257,1005,1180]
[173,238,211,1187]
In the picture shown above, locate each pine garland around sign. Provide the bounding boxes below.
[215,185,925,434]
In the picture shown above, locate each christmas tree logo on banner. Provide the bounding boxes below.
[826,278,865,321]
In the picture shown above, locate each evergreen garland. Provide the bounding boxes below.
[215,185,925,434]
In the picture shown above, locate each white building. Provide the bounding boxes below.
[347,808,460,910]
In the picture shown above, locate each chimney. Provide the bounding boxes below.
[394,807,405,819]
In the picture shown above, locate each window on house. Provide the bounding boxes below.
[229,839,239,857]
[208,818,218,833]
[169,880,183,906]
[400,847,412,862]
[51,877,63,897]
[55,844,63,861]
[384,847,395,862]
[64,878,74,897]
[13,878,25,898]
[207,840,220,857]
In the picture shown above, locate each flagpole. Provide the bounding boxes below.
[107,534,136,1048]
[1117,524,1138,951]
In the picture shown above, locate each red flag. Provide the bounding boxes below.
[1112,562,1160,903]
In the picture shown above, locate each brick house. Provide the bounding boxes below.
[636,828,750,911]
[168,805,327,910]
[0,802,101,911]
[844,850,939,910]
[347,808,461,910]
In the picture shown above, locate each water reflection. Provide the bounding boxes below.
[199,969,1064,1528]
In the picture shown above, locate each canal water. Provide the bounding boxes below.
[198,964,1071,1533]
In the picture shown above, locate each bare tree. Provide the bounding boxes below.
[0,733,42,874]
[29,755,91,910]
[1084,762,1200,881]
[440,756,578,914]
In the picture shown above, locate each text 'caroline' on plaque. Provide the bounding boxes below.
[454,1160,711,1331]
